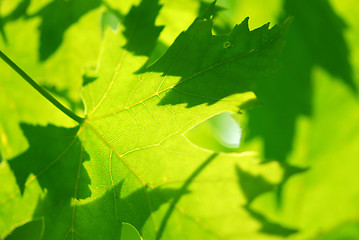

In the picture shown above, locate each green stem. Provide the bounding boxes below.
[0,50,84,124]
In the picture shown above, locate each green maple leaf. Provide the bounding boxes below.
[0,1,293,239]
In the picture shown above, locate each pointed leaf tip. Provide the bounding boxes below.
[200,1,217,20]
[241,17,250,30]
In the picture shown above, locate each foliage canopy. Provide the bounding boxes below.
[1,0,359,239]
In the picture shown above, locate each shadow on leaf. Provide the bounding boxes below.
[156,153,217,240]
[9,123,91,201]
[244,205,298,237]
[0,0,31,43]
[29,181,184,239]
[6,125,193,239]
[0,0,101,60]
[145,2,291,108]
[123,0,164,57]
[31,0,101,61]
[101,0,165,72]
[245,0,356,165]
[236,166,276,205]
[3,219,43,240]
[236,166,299,237]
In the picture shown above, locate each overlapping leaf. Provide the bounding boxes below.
[2,0,359,239]
[1,1,294,239]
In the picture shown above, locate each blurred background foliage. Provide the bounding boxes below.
[1,0,359,239]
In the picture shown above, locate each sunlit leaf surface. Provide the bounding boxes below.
[1,0,359,239]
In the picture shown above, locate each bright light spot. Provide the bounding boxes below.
[209,112,241,148]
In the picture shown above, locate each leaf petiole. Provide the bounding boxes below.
[0,50,84,124]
